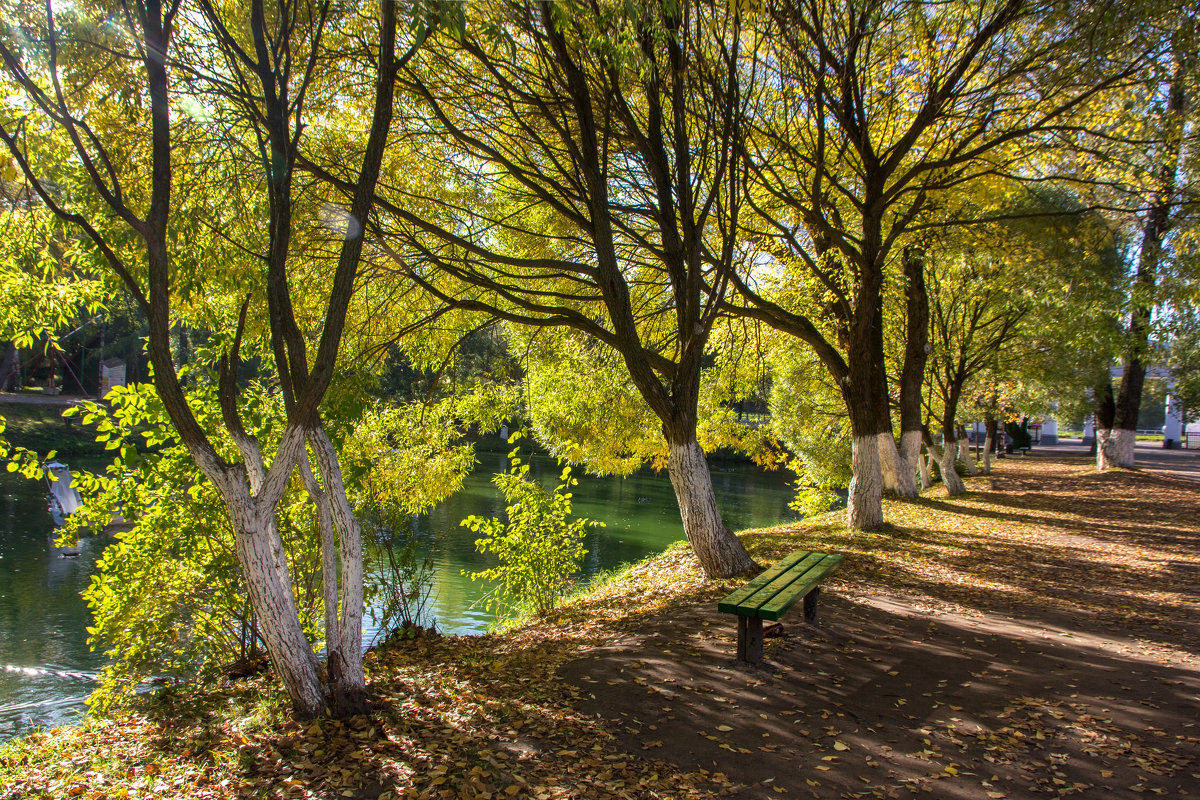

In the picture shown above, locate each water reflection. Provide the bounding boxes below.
[367,443,797,638]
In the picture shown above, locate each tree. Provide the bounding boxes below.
[1167,306,1200,429]
[0,0,413,717]
[729,0,1146,527]
[339,0,759,577]
[921,187,1122,491]
[1094,24,1195,468]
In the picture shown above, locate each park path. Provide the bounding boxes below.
[0,392,85,407]
[560,455,1200,799]
[1037,440,1200,482]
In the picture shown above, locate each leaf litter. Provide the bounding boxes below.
[2,452,1199,799]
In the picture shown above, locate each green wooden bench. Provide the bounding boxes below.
[717,550,843,664]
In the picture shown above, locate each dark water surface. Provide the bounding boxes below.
[0,444,796,741]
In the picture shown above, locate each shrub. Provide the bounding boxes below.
[462,432,602,623]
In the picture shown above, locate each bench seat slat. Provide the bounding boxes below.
[755,554,842,620]
[716,550,812,614]
[721,551,827,616]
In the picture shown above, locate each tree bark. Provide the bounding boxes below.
[892,245,929,498]
[901,430,924,489]
[1095,380,1118,469]
[877,432,903,494]
[917,440,932,489]
[307,426,368,716]
[956,425,978,475]
[849,433,884,529]
[982,415,997,474]
[937,438,967,495]
[939,390,967,496]
[227,489,325,718]
[666,436,757,578]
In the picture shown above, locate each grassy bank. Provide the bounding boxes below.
[0,400,109,458]
[2,454,1198,800]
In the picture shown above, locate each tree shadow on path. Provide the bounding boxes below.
[560,456,1200,799]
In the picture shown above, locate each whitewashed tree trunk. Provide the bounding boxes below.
[878,432,899,493]
[936,440,967,496]
[900,430,923,492]
[667,438,756,578]
[918,443,933,490]
[878,433,917,497]
[982,429,995,474]
[956,436,978,476]
[308,427,368,715]
[1096,428,1112,469]
[227,493,326,717]
[849,435,884,529]
[1097,427,1136,470]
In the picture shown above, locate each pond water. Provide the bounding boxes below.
[0,441,797,741]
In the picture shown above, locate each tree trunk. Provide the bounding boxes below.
[917,440,932,489]
[0,342,16,391]
[899,429,923,492]
[936,437,967,496]
[666,437,757,578]
[299,450,340,693]
[892,245,929,499]
[956,426,978,475]
[877,432,901,493]
[308,426,369,716]
[939,392,967,496]
[878,432,917,497]
[844,269,887,530]
[849,433,884,529]
[227,493,326,718]
[982,415,996,474]
[1098,427,1136,469]
[1095,381,1117,470]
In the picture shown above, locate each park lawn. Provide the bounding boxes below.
[2,452,1198,799]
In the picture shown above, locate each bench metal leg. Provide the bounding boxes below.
[737,615,764,664]
[803,587,820,624]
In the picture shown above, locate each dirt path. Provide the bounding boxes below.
[560,456,1200,799]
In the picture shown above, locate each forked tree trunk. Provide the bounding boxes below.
[227,493,326,717]
[666,437,757,578]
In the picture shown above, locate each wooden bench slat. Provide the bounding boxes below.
[722,551,827,616]
[755,553,843,620]
[716,550,812,615]
[716,547,844,665]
